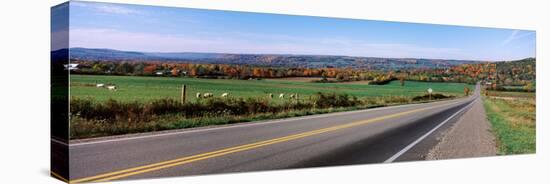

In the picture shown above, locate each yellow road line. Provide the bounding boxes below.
[70,124,343,183]
[95,125,353,182]
[51,171,69,183]
[72,101,458,183]
[71,129,325,183]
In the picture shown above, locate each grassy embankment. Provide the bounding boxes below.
[69,75,472,139]
[483,91,536,154]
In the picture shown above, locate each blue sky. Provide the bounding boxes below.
[55,1,536,61]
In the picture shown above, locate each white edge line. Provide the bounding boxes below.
[65,98,465,147]
[383,97,477,163]
[51,138,69,146]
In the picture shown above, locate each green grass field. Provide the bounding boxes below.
[483,91,536,154]
[69,75,473,102]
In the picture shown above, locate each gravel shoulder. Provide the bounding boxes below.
[426,97,497,160]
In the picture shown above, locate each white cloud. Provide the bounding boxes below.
[501,30,519,45]
[71,2,140,15]
[69,28,242,52]
[95,4,138,14]
[69,28,464,59]
[501,30,535,45]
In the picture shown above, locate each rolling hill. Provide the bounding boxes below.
[59,47,482,70]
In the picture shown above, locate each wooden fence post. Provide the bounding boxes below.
[181,85,187,104]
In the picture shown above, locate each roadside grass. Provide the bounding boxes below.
[70,106,369,139]
[483,92,536,155]
[486,90,535,98]
[69,94,452,139]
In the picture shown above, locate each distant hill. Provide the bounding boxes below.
[67,48,224,61]
[51,48,69,63]
[495,57,536,85]
[59,47,483,70]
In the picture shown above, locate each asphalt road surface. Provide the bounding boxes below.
[61,84,481,183]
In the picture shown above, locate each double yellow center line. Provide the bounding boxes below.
[70,101,458,183]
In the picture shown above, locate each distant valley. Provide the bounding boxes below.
[59,48,483,70]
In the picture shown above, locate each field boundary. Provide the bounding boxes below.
[69,97,466,146]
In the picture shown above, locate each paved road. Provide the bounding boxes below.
[63,85,480,183]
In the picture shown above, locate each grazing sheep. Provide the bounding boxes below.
[203,93,213,98]
[279,93,285,99]
[96,83,105,88]
[268,93,273,99]
[290,94,295,99]
[221,93,229,97]
[196,93,202,98]
[106,85,117,91]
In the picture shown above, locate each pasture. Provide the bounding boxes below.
[69,75,473,103]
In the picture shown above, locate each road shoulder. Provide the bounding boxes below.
[426,97,497,160]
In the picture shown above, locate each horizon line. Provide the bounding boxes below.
[55,47,536,62]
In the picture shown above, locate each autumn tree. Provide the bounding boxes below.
[171,68,180,77]
[252,68,263,78]
[143,64,157,75]
[134,63,145,75]
[321,71,328,82]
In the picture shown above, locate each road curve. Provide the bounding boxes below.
[64,85,480,182]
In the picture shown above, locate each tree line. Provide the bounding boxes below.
[70,57,535,89]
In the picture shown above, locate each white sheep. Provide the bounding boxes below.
[279,93,285,99]
[268,93,273,99]
[203,93,213,98]
[196,93,202,98]
[106,85,117,91]
[221,93,229,97]
[96,83,105,88]
[290,94,295,99]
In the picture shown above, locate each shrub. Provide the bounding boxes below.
[70,92,366,124]
[411,93,453,101]
[69,92,456,139]
[312,92,360,108]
